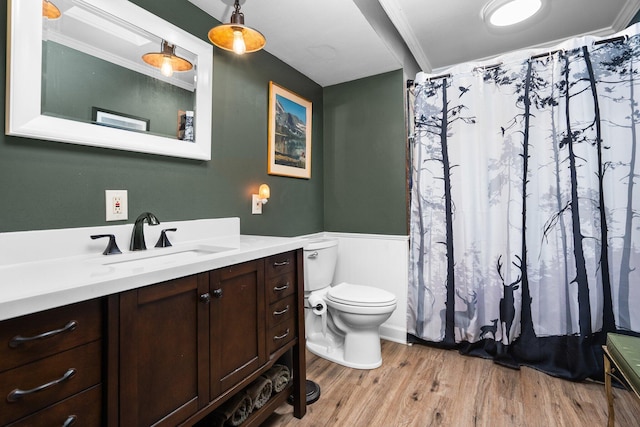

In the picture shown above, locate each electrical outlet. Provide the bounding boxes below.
[106,190,128,221]
[252,194,262,214]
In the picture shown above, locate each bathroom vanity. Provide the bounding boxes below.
[0,218,306,426]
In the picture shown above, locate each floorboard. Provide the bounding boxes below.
[262,340,639,426]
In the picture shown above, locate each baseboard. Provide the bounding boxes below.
[381,324,407,345]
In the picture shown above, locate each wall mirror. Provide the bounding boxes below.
[6,0,213,160]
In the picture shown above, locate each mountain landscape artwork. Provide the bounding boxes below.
[274,95,307,168]
[268,82,312,179]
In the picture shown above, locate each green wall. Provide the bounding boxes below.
[1,1,407,237]
[0,0,324,236]
[323,70,407,235]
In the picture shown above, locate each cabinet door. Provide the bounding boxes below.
[119,274,209,427]
[210,259,266,398]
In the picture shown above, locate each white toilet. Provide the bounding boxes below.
[304,238,396,369]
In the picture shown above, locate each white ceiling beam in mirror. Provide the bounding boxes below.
[6,0,213,161]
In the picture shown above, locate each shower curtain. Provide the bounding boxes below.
[408,24,640,380]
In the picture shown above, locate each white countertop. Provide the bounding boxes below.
[0,218,305,321]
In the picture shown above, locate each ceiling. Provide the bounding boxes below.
[189,0,640,87]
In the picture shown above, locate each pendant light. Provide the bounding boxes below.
[43,0,61,19]
[142,41,193,78]
[208,0,265,55]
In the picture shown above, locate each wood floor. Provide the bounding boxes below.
[262,340,639,427]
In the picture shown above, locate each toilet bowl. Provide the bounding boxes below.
[304,238,397,369]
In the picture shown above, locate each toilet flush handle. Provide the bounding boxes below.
[307,251,318,259]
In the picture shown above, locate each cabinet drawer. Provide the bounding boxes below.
[6,384,101,427]
[268,318,296,354]
[265,251,295,278]
[0,299,102,372]
[266,272,295,304]
[268,294,296,328]
[0,340,102,425]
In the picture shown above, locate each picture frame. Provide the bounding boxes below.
[177,110,195,142]
[92,107,150,132]
[268,82,312,179]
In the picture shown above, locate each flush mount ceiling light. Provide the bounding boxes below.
[43,0,61,19]
[483,0,543,27]
[142,40,193,78]
[208,0,266,55]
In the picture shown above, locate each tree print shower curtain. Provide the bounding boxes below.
[409,25,640,380]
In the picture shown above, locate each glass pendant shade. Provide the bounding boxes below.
[43,0,61,19]
[160,56,174,77]
[208,0,265,54]
[142,41,193,76]
[258,184,270,200]
[232,29,247,55]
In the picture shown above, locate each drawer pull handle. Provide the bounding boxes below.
[212,288,223,298]
[9,320,78,348]
[273,329,290,341]
[307,251,319,259]
[273,283,290,292]
[63,415,77,427]
[199,293,211,304]
[273,260,290,267]
[7,368,76,402]
[273,305,290,316]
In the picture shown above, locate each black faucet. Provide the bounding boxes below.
[130,212,160,251]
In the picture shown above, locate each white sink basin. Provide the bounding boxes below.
[97,245,233,269]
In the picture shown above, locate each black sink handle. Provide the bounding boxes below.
[155,228,177,248]
[90,234,122,255]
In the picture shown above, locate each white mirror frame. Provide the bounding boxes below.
[6,0,213,161]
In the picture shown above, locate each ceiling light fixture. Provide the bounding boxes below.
[483,0,542,27]
[43,0,61,19]
[142,40,193,78]
[208,0,265,55]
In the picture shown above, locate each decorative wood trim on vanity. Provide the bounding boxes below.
[292,249,307,419]
[106,295,119,427]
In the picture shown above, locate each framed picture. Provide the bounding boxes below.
[268,82,312,179]
[177,110,195,142]
[92,107,150,132]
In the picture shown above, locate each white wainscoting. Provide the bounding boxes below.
[326,232,408,344]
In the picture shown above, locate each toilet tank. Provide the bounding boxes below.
[303,238,338,292]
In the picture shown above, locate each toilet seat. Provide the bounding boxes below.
[327,283,396,307]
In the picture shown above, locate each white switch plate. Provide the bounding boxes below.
[252,194,262,214]
[106,190,128,221]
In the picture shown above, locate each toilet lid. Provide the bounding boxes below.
[327,283,396,306]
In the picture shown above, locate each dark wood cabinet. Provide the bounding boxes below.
[210,259,266,398]
[265,252,297,355]
[0,299,103,426]
[110,249,306,427]
[1,249,305,427]
[117,273,210,427]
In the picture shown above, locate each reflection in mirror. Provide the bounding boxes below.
[7,0,213,160]
[42,0,197,140]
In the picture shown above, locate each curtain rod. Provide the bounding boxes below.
[594,35,627,45]
[422,73,451,82]
[530,49,563,60]
[473,62,502,73]
[407,34,630,86]
[407,74,451,86]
